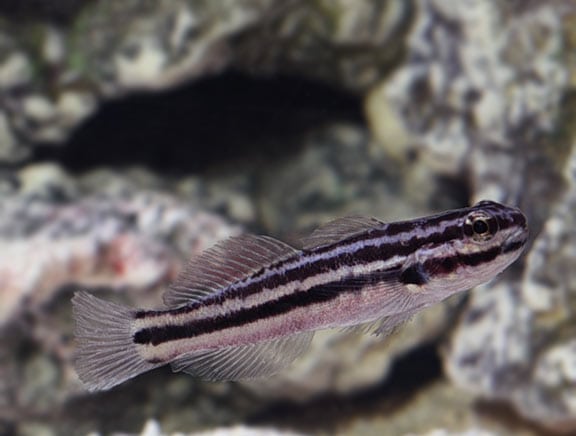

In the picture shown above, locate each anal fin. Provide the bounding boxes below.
[170,331,314,381]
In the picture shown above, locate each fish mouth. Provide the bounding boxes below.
[502,227,528,254]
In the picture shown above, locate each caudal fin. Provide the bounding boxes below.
[72,291,161,391]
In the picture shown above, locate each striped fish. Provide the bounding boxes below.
[72,200,528,391]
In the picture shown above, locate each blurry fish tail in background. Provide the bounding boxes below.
[72,292,162,391]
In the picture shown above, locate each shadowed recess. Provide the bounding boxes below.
[58,341,441,434]
[32,72,364,173]
[0,0,93,23]
[247,341,442,433]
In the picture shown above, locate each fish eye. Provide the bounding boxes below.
[464,211,498,242]
[473,219,488,234]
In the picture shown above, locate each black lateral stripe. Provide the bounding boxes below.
[135,222,467,320]
[461,246,501,267]
[501,239,526,254]
[423,246,501,276]
[221,223,463,296]
[133,274,370,345]
[136,204,524,321]
[426,255,459,275]
[134,242,504,346]
[378,210,462,238]
[314,210,464,250]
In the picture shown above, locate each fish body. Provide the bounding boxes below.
[72,200,528,391]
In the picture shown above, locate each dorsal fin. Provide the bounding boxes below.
[164,234,299,307]
[302,216,384,250]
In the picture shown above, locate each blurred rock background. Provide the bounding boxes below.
[0,0,575,435]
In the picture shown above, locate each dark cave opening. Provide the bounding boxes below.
[0,0,92,23]
[31,71,364,174]
[248,341,443,433]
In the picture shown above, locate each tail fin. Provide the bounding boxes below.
[72,292,161,391]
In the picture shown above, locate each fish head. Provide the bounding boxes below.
[461,200,528,266]
[419,200,528,297]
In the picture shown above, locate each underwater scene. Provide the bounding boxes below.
[0,1,575,435]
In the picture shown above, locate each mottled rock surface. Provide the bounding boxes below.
[446,143,576,432]
[135,420,307,436]
[367,0,569,201]
[364,0,576,432]
[1,0,576,435]
[0,164,242,435]
[0,165,239,328]
[0,0,409,162]
[363,0,576,432]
